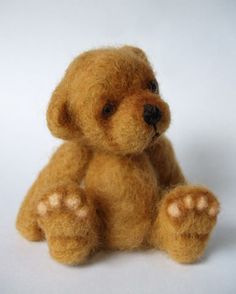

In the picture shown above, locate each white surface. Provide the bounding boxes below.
[0,0,236,293]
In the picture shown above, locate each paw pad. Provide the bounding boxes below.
[208,204,219,217]
[76,207,88,218]
[37,202,47,216]
[197,196,208,211]
[167,194,219,218]
[65,196,80,210]
[37,193,88,219]
[183,195,194,209]
[167,202,181,217]
[48,193,61,208]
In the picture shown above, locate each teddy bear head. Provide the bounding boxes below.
[47,46,170,155]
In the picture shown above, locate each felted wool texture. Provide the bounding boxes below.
[16,46,220,265]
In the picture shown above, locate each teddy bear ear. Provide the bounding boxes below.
[47,81,80,140]
[121,46,149,63]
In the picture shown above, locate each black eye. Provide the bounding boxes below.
[148,79,159,94]
[102,102,116,118]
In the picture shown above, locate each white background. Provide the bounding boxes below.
[0,0,236,293]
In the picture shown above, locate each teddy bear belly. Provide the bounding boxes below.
[84,153,160,249]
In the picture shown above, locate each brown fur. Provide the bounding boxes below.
[16,46,220,265]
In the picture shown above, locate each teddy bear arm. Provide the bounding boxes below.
[148,136,186,190]
[16,141,91,241]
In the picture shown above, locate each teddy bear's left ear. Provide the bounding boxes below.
[47,79,80,140]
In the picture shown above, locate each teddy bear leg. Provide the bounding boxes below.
[150,185,220,263]
[37,187,100,265]
[16,185,45,241]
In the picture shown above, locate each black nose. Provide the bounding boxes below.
[143,104,162,125]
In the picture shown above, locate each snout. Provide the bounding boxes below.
[109,94,170,154]
[143,104,162,126]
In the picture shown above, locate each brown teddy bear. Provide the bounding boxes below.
[16,46,220,265]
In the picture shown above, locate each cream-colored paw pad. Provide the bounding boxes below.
[65,196,81,210]
[167,194,219,218]
[208,204,219,217]
[167,202,181,217]
[37,193,88,219]
[48,193,61,208]
[76,207,88,218]
[183,195,194,209]
[37,202,47,216]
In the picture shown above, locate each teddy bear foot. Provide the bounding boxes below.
[37,190,100,265]
[152,186,220,263]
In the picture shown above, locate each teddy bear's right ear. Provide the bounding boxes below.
[121,46,149,64]
[47,80,80,140]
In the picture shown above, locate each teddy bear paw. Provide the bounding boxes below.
[165,187,220,237]
[159,186,220,263]
[36,190,99,264]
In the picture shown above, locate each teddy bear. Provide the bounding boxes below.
[16,45,220,265]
